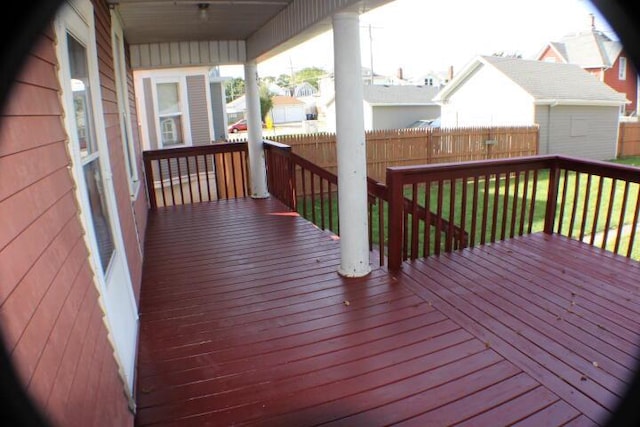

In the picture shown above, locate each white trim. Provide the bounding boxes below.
[535,99,628,107]
[55,0,138,400]
[111,12,140,199]
[151,76,192,147]
[203,76,216,143]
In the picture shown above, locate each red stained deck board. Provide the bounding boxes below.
[136,198,640,427]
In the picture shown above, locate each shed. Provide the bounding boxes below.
[324,85,441,131]
[434,56,629,160]
[270,95,306,124]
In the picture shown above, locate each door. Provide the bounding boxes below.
[56,0,138,398]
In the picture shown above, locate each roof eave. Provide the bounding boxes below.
[535,98,629,107]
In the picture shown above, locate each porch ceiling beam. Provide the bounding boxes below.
[246,0,393,63]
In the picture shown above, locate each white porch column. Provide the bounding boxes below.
[332,12,371,277]
[244,61,269,198]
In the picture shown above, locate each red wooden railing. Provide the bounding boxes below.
[264,140,469,264]
[143,142,249,209]
[386,155,640,270]
[142,143,640,271]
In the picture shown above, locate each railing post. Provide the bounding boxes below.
[288,150,296,210]
[387,169,404,271]
[544,157,560,234]
[143,153,157,209]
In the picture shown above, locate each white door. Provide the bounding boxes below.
[56,0,138,398]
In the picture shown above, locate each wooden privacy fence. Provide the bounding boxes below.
[617,122,640,157]
[271,126,539,183]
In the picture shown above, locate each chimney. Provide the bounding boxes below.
[397,67,404,80]
[588,13,595,30]
[447,65,454,82]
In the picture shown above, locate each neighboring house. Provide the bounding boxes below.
[270,95,306,124]
[293,81,318,97]
[134,67,220,149]
[226,94,247,124]
[435,55,628,160]
[324,85,441,131]
[536,15,639,115]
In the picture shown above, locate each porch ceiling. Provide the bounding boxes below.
[109,0,395,66]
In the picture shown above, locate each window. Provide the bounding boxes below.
[156,81,184,146]
[112,19,139,197]
[619,56,627,80]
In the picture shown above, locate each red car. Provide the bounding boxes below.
[228,119,247,133]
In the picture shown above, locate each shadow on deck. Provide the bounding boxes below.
[135,197,640,426]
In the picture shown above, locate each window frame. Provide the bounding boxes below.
[152,76,192,147]
[619,56,627,80]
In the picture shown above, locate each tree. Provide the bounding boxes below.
[259,84,273,123]
[224,77,245,103]
[294,67,326,90]
[275,74,291,91]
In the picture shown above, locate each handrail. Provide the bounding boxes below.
[386,155,640,270]
[143,142,249,208]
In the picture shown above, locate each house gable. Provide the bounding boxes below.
[437,61,534,127]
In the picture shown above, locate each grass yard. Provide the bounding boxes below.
[296,158,640,260]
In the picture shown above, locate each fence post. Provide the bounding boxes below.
[143,153,157,209]
[387,169,405,271]
[544,157,560,234]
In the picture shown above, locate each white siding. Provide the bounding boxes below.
[186,75,212,145]
[546,105,619,160]
[130,40,246,69]
[440,65,534,127]
[371,105,440,130]
[247,0,392,62]
[535,106,550,154]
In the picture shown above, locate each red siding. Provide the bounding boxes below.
[537,45,565,63]
[93,0,146,302]
[603,54,638,114]
[0,21,133,427]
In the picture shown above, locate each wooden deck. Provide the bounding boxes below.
[135,198,640,426]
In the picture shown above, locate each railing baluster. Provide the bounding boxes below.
[614,181,630,254]
[519,170,530,236]
[568,172,581,239]
[194,155,202,203]
[167,158,176,206]
[481,174,490,245]
[310,172,317,225]
[328,179,334,232]
[627,186,640,258]
[471,177,479,246]
[301,168,307,218]
[320,178,326,230]
[447,179,455,252]
[491,173,500,243]
[230,151,238,198]
[528,169,538,234]
[204,154,212,201]
[579,174,592,241]
[185,155,194,203]
[379,198,385,265]
[158,159,167,207]
[501,172,510,241]
[510,171,520,238]
[424,181,432,257]
[176,157,185,204]
[590,176,604,246]
[435,180,444,255]
[601,178,617,249]
[460,176,468,249]
[411,183,419,259]
[557,169,569,234]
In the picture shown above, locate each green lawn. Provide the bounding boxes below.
[297,159,640,260]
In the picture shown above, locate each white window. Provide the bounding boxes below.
[619,57,627,80]
[156,81,185,146]
[111,15,139,197]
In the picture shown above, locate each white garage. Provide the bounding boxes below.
[270,95,306,124]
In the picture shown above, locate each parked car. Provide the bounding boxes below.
[228,118,248,133]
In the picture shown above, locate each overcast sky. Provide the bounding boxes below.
[221,0,617,80]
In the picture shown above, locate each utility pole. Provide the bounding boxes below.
[289,56,295,96]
